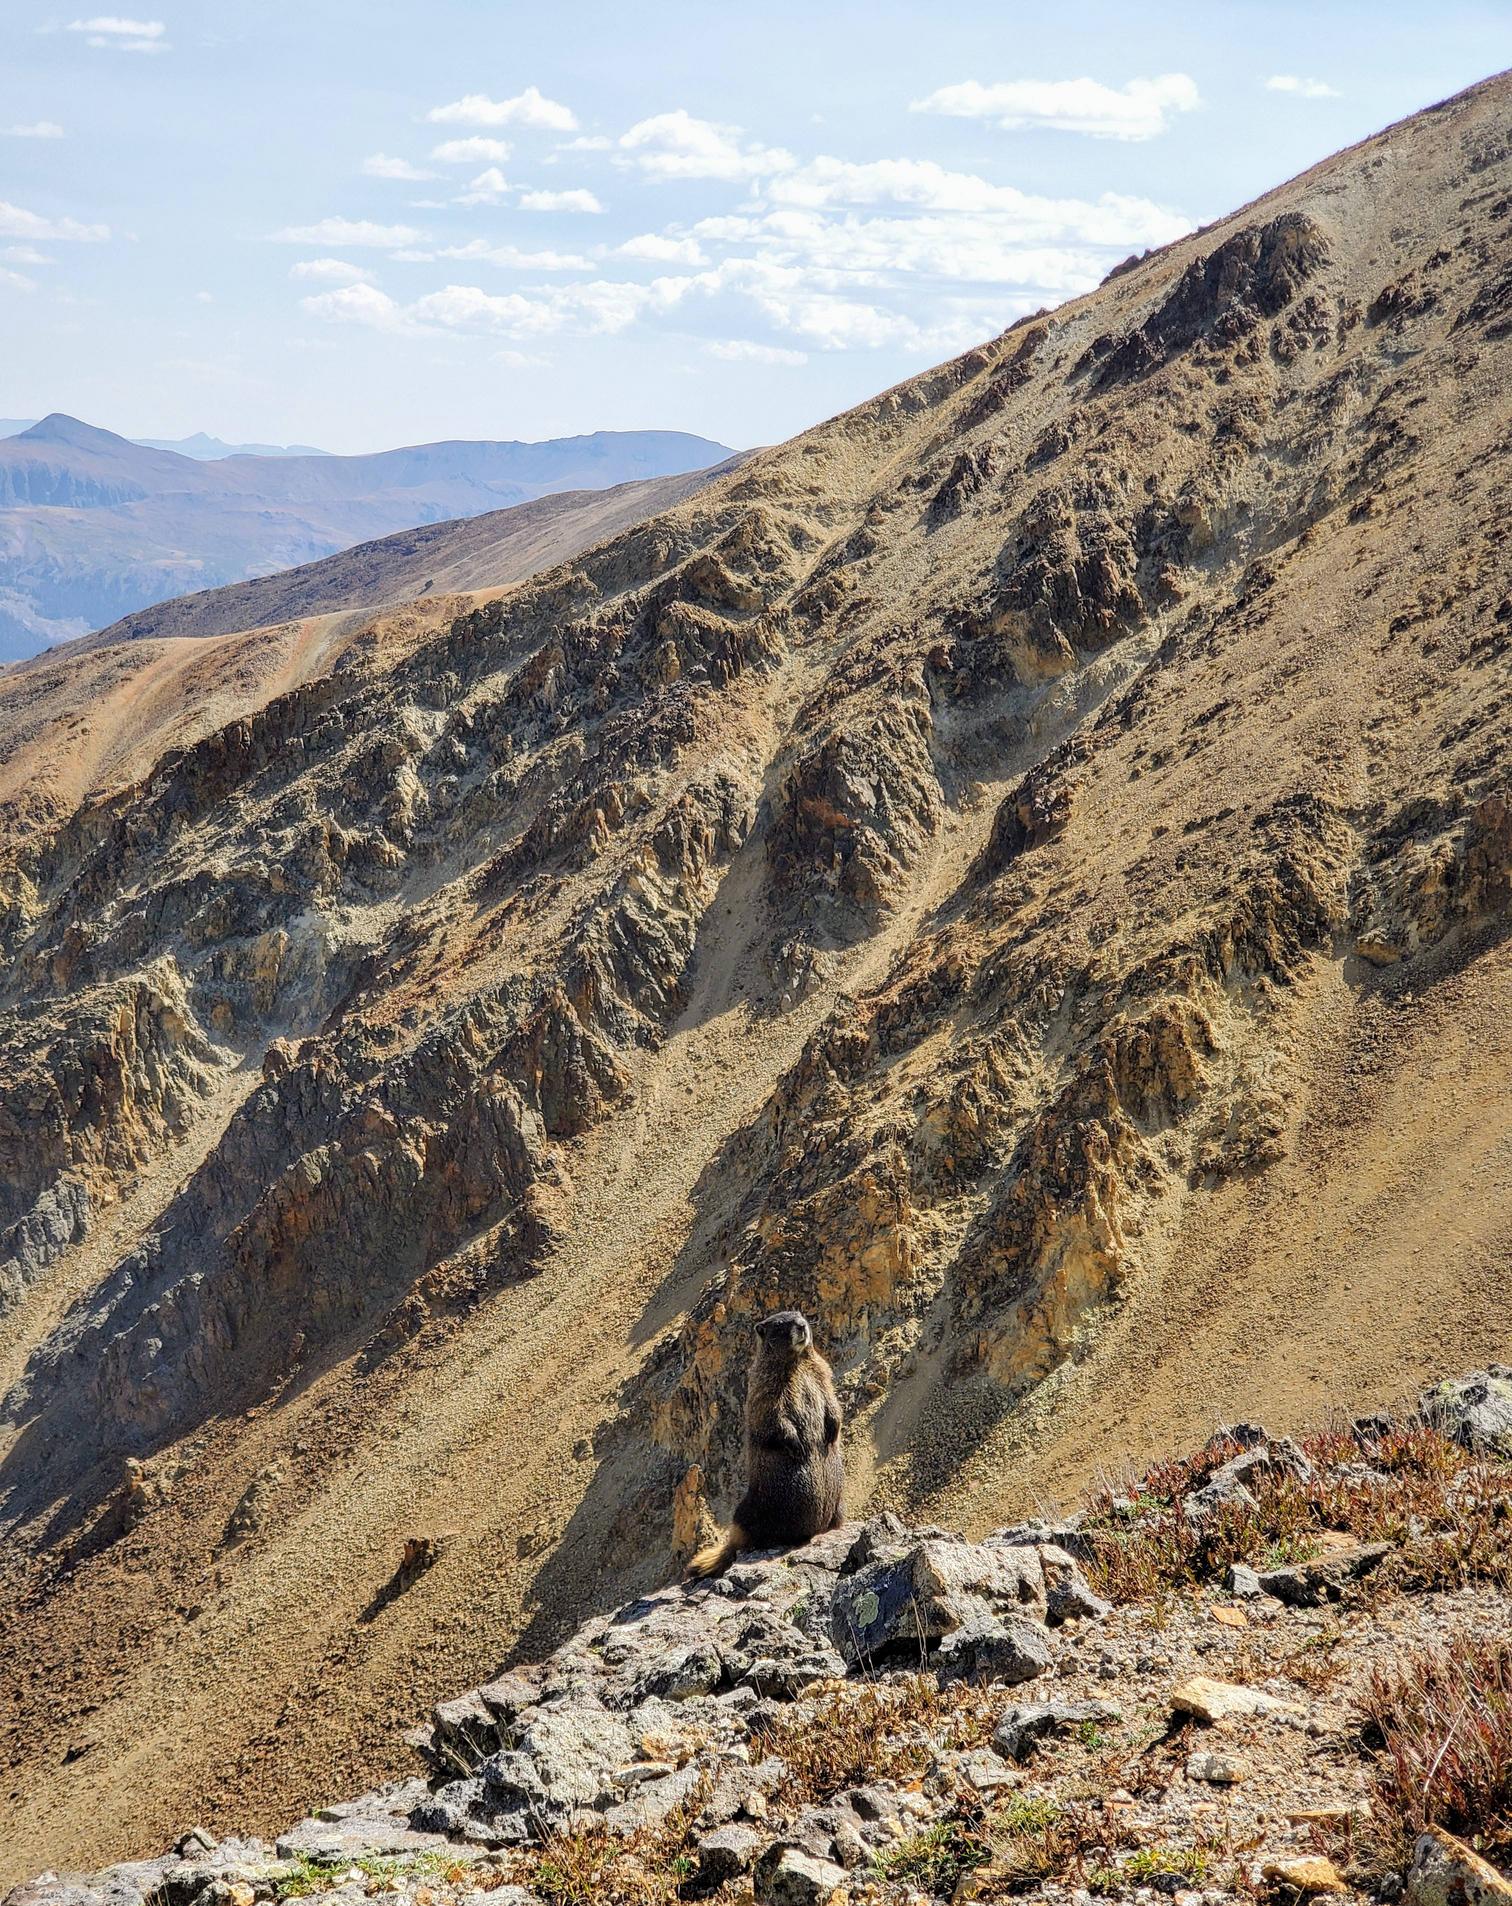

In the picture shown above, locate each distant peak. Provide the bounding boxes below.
[18,413,137,451]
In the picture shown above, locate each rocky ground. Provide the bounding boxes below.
[10,1374,1509,1906]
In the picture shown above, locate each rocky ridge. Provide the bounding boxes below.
[7,1375,1510,1906]
[0,74,1509,1878]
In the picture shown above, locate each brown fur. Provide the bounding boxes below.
[684,1310,844,1580]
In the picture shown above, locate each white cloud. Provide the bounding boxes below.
[455,167,511,205]
[271,216,422,247]
[1264,74,1341,98]
[362,153,436,181]
[706,338,807,365]
[494,347,549,368]
[618,110,794,181]
[558,134,611,152]
[618,231,707,264]
[426,86,577,131]
[2,244,53,264]
[0,199,109,242]
[430,137,512,164]
[519,187,604,213]
[194,289,213,302]
[290,256,374,284]
[1,267,39,291]
[67,15,167,51]
[764,158,1187,244]
[435,239,592,270]
[301,282,411,331]
[5,121,65,139]
[911,73,1199,140]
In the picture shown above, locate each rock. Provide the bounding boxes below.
[1262,1855,1348,1895]
[1186,1439,1312,1519]
[1258,1543,1391,1607]
[1171,1675,1297,1723]
[1405,1827,1512,1906]
[1186,1749,1250,1783]
[831,1536,1069,1663]
[1037,1543,1113,1623]
[273,1817,456,1859]
[992,1699,1123,1760]
[476,1706,638,1834]
[1422,1370,1512,1457]
[934,1613,1055,1686]
[694,1824,763,1890]
[174,1833,217,1859]
[753,1844,849,1905]
[1226,1563,1263,1597]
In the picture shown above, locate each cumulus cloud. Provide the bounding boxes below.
[435,239,592,270]
[1,267,39,291]
[271,216,422,247]
[765,158,1188,243]
[426,86,577,131]
[911,73,1199,140]
[1265,75,1341,98]
[0,199,108,242]
[519,187,604,213]
[290,256,374,284]
[301,282,411,330]
[618,110,794,181]
[706,338,807,365]
[2,244,54,264]
[66,15,167,51]
[430,137,512,164]
[362,153,436,181]
[6,121,65,139]
[618,231,707,264]
[455,167,511,205]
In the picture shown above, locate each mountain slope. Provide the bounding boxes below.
[0,421,733,658]
[0,72,1509,1885]
[0,456,744,852]
[82,456,749,650]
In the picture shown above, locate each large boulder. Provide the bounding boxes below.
[1422,1369,1512,1457]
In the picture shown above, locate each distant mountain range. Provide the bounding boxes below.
[0,421,330,458]
[0,415,734,659]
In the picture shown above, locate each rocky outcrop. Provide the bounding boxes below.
[8,1382,1512,1906]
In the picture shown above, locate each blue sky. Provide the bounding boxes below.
[3,1,1509,453]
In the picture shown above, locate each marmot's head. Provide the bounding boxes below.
[756,1310,813,1357]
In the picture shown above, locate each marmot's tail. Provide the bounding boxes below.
[683,1521,745,1581]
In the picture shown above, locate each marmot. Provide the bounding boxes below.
[684,1309,844,1580]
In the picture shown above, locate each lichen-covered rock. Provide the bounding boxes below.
[1423,1369,1512,1457]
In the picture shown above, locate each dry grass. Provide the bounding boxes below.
[1355,1632,1512,1869]
[1082,1423,1512,1605]
[763,1674,1009,1806]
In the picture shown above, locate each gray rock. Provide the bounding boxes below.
[274,1817,456,1859]
[476,1705,637,1836]
[1405,1826,1512,1906]
[1258,1542,1391,1607]
[694,1824,762,1889]
[992,1698,1123,1760]
[603,1762,704,1835]
[753,1843,850,1905]
[934,1613,1054,1687]
[1037,1542,1112,1623]
[1422,1369,1512,1457]
[1225,1563,1263,1597]
[830,1536,1048,1664]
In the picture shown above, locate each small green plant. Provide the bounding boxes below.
[873,1820,990,1893]
[1122,1842,1213,1886]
